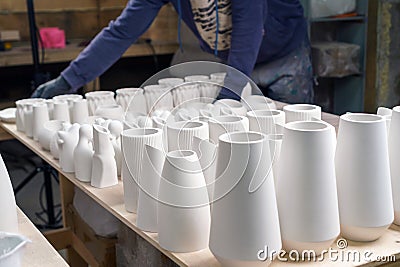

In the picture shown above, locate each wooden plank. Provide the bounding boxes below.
[0,127,13,141]
[17,207,69,267]
[44,228,72,251]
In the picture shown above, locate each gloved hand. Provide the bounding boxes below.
[31,76,72,99]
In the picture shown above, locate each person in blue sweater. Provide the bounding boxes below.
[32,0,313,103]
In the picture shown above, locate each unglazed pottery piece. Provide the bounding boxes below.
[108,120,123,176]
[94,104,124,121]
[241,95,277,111]
[210,132,281,267]
[144,85,173,111]
[266,134,283,189]
[214,99,247,116]
[91,125,118,188]
[72,99,89,124]
[158,150,210,252]
[53,100,71,123]
[277,121,340,254]
[283,104,321,123]
[0,232,30,267]
[0,155,18,233]
[0,108,16,123]
[167,121,209,151]
[38,120,65,151]
[50,122,71,159]
[53,94,83,120]
[32,103,49,141]
[85,91,116,116]
[116,88,147,113]
[74,124,94,182]
[208,115,249,145]
[58,123,80,173]
[336,113,394,241]
[15,98,44,132]
[247,109,285,135]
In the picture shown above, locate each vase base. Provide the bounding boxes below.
[282,238,336,256]
[215,255,272,267]
[340,224,391,242]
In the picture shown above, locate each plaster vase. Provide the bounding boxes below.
[85,91,116,116]
[158,77,184,88]
[91,125,118,188]
[116,88,147,113]
[121,128,163,213]
[45,99,54,120]
[214,99,247,116]
[22,103,34,138]
[108,120,123,176]
[58,123,80,173]
[53,100,71,123]
[174,108,198,122]
[152,116,169,152]
[0,232,29,267]
[277,121,339,254]
[283,104,321,123]
[94,104,124,121]
[167,121,209,151]
[241,95,277,111]
[210,132,281,266]
[144,85,173,111]
[15,99,44,132]
[208,116,249,145]
[73,124,94,182]
[0,155,18,233]
[50,122,71,159]
[152,109,172,121]
[388,107,400,225]
[247,109,285,135]
[377,107,392,137]
[53,94,83,120]
[158,150,210,252]
[199,83,221,104]
[136,145,165,232]
[32,103,49,141]
[172,79,201,107]
[192,136,218,202]
[335,113,394,241]
[266,134,283,190]
[72,99,89,124]
[38,120,64,151]
[210,72,226,85]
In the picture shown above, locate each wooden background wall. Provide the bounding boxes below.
[0,0,178,42]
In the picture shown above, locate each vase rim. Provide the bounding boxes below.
[341,113,384,123]
[167,120,205,130]
[285,121,331,131]
[247,109,282,117]
[116,87,143,93]
[219,131,266,144]
[167,150,196,159]
[283,104,320,111]
[121,127,160,137]
[209,115,244,123]
[216,99,243,108]
[85,91,114,97]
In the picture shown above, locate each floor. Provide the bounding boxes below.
[0,139,63,230]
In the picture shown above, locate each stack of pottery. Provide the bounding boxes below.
[116,88,147,113]
[144,85,173,112]
[85,91,116,115]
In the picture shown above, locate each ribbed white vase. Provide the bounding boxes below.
[208,115,249,144]
[167,121,209,151]
[121,128,163,213]
[144,85,173,112]
[158,150,210,252]
[277,121,339,254]
[85,91,116,115]
[388,107,400,225]
[116,88,147,113]
[0,154,18,233]
[283,104,321,123]
[247,109,285,135]
[336,113,394,241]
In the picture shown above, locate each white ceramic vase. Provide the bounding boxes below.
[108,120,123,176]
[136,145,165,232]
[94,104,124,121]
[336,113,394,241]
[32,103,49,141]
[71,99,89,124]
[208,115,249,144]
[241,95,277,111]
[74,124,94,182]
[116,88,147,113]
[45,99,54,120]
[158,77,184,88]
[266,134,283,190]
[15,98,44,132]
[158,150,210,252]
[283,104,322,123]
[277,121,339,254]
[91,125,118,188]
[38,120,65,151]
[85,91,116,116]
[144,85,173,111]
[58,123,80,173]
[247,109,285,135]
[214,99,247,116]
[388,107,400,225]
[50,122,71,159]
[0,155,18,233]
[53,94,83,121]
[152,116,169,152]
[53,100,71,123]
[23,103,34,138]
[167,121,209,151]
[121,128,163,213]
[377,106,392,137]
[210,72,226,85]
[210,132,281,267]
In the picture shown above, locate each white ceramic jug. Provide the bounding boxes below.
[74,124,94,182]
[58,123,80,173]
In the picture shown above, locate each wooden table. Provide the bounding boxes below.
[17,207,68,267]
[1,106,400,267]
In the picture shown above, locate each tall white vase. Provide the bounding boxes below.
[58,123,80,173]
[121,128,163,213]
[0,154,18,233]
[144,85,173,111]
[247,109,285,135]
[23,103,34,138]
[53,100,71,123]
[277,121,339,254]
[152,116,169,152]
[32,103,49,141]
[116,88,147,113]
[210,132,281,267]
[283,104,321,123]
[266,134,283,190]
[53,94,83,121]
[91,125,118,188]
[167,121,209,151]
[136,145,165,232]
[74,125,94,182]
[389,106,400,225]
[336,113,394,241]
[158,150,210,252]
[72,99,89,124]
[85,91,116,116]
[208,115,249,144]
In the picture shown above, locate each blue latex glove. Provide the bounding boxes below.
[31,76,72,99]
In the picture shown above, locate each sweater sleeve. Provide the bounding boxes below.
[62,0,166,91]
[218,0,265,100]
